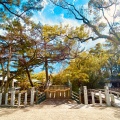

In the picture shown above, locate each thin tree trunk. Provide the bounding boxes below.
[25,66,34,87]
[4,46,11,93]
[45,57,49,88]
[0,63,5,92]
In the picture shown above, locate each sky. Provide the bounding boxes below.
[32,0,106,73]
[31,0,89,26]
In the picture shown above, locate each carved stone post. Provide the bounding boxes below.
[99,91,102,106]
[83,86,88,105]
[111,94,115,106]
[30,87,35,105]
[5,93,8,105]
[104,86,111,106]
[18,93,21,107]
[11,90,15,106]
[91,92,95,105]
[24,92,27,106]
[0,93,2,105]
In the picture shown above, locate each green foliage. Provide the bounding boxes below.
[32,71,46,83]
[19,81,30,90]
[53,43,110,89]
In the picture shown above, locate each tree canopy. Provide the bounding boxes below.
[0,0,43,21]
[50,0,120,44]
[0,0,120,91]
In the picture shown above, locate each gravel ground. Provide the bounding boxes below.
[0,99,120,120]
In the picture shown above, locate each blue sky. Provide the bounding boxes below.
[32,0,89,26]
[32,0,105,73]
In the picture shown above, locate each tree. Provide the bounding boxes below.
[103,41,120,78]
[33,23,89,87]
[33,24,73,86]
[0,1,44,80]
[55,43,109,89]
[0,0,43,21]
[50,0,120,44]
[0,0,44,46]
[0,20,43,91]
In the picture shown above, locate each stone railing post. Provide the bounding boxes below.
[30,87,35,105]
[99,91,102,106]
[79,88,82,104]
[11,89,15,106]
[111,94,115,106]
[83,86,88,105]
[24,92,27,106]
[5,93,8,106]
[0,93,2,105]
[91,92,95,105]
[104,86,111,106]
[18,93,21,107]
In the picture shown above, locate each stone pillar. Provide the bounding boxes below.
[24,92,27,106]
[30,87,35,105]
[18,93,21,107]
[99,91,102,106]
[5,93,8,105]
[11,90,15,106]
[0,93,2,105]
[91,92,95,105]
[111,94,115,106]
[79,88,82,104]
[104,86,111,106]
[83,86,88,105]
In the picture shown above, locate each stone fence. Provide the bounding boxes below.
[0,87,36,107]
[0,86,119,107]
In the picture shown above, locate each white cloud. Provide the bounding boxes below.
[100,5,120,24]
[82,38,106,50]
[0,29,6,36]
[60,14,81,27]
[39,0,49,15]
[41,0,48,8]
[31,11,81,27]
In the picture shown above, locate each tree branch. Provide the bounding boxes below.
[50,0,120,44]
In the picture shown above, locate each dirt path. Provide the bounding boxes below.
[0,99,120,120]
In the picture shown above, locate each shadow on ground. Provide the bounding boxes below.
[0,99,120,119]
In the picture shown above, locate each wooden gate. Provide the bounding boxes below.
[45,85,70,99]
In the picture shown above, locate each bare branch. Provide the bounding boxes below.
[0,2,21,18]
